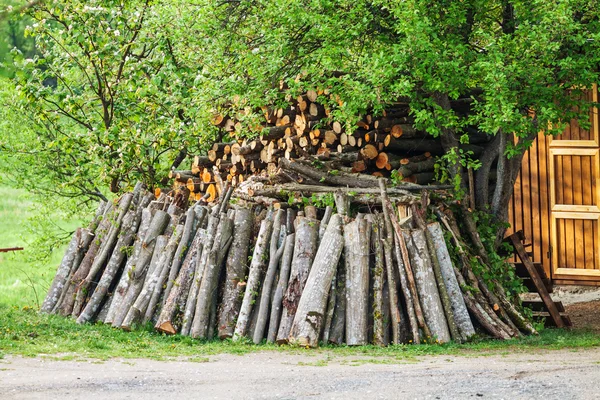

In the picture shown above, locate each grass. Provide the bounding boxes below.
[0,186,81,307]
[0,305,599,362]
[0,184,599,362]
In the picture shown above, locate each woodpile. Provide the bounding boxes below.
[170,92,489,204]
[42,167,536,346]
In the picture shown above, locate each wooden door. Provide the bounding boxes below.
[549,85,600,281]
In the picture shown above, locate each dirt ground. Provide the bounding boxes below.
[2,349,600,400]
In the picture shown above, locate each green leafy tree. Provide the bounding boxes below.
[171,0,600,245]
[10,0,198,200]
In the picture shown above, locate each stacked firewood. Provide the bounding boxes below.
[42,172,535,346]
[172,91,488,203]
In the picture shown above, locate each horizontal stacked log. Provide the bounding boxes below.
[43,171,533,347]
[169,92,492,204]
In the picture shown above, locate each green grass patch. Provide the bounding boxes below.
[0,186,82,307]
[1,305,599,362]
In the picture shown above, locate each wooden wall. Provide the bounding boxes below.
[508,85,600,285]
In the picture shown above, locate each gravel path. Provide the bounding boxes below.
[2,349,600,399]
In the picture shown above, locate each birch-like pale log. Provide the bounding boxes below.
[104,208,153,325]
[181,214,220,336]
[76,210,138,324]
[253,210,286,343]
[267,232,295,343]
[427,222,475,340]
[344,218,370,345]
[405,229,451,343]
[217,207,253,339]
[328,257,346,345]
[111,210,170,327]
[233,213,274,341]
[120,235,169,330]
[288,214,344,348]
[276,217,319,344]
[155,228,206,334]
[191,215,233,339]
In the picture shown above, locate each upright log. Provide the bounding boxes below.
[41,228,87,313]
[233,212,274,340]
[427,222,475,340]
[72,193,134,316]
[217,208,254,339]
[289,214,344,348]
[181,213,220,336]
[120,235,169,330]
[103,208,153,325]
[191,214,234,339]
[111,210,171,327]
[371,215,386,346]
[344,218,370,345]
[253,209,286,344]
[76,210,138,324]
[155,228,207,334]
[276,217,319,344]
[267,233,295,343]
[327,259,346,345]
[405,229,451,343]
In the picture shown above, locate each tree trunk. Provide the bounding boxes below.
[191,214,234,339]
[217,208,254,339]
[405,229,451,343]
[103,208,153,325]
[344,218,370,345]
[138,224,185,324]
[163,205,207,302]
[72,193,135,316]
[76,210,138,324]
[253,209,286,344]
[181,213,220,336]
[289,214,344,348]
[111,210,171,327]
[57,201,115,317]
[371,215,385,346]
[233,212,274,340]
[155,227,207,334]
[267,232,295,343]
[427,222,475,341]
[41,228,87,313]
[276,217,319,344]
[120,234,170,330]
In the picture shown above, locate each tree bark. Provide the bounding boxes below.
[163,205,206,303]
[72,193,135,316]
[289,214,344,348]
[155,227,207,334]
[233,212,274,340]
[371,215,386,346]
[141,224,185,324]
[217,207,254,339]
[427,222,475,341]
[103,208,153,325]
[76,210,138,324]
[344,218,370,346]
[327,258,346,345]
[120,234,169,330]
[57,201,115,317]
[276,217,319,344]
[267,232,295,343]
[181,213,220,336]
[41,228,87,313]
[405,229,451,343]
[253,209,286,344]
[191,214,234,339]
[111,210,171,327]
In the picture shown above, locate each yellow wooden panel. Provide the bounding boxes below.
[551,212,600,278]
